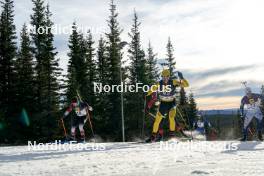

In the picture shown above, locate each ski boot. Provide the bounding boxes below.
[146,133,161,143]
[240,134,247,142]
[258,131,263,141]
[158,129,164,141]
[240,129,247,142]
[79,138,86,143]
[79,131,86,143]
[70,133,76,141]
[169,131,176,139]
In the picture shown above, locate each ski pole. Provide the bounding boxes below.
[147,112,156,119]
[86,111,95,139]
[176,105,193,139]
[142,95,147,138]
[248,127,255,137]
[76,90,83,102]
[61,118,67,137]
[143,106,156,119]
[176,105,188,127]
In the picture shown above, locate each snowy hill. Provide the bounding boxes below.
[1,141,264,176]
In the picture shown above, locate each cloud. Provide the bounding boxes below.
[12,0,264,109]
[183,65,258,81]
[198,88,243,98]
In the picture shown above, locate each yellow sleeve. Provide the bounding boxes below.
[173,79,189,88]
[147,83,159,96]
[181,79,189,87]
[172,79,181,86]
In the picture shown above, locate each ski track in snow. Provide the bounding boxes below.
[0,141,264,176]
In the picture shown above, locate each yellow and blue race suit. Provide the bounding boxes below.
[147,78,189,134]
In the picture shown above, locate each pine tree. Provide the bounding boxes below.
[187,92,198,128]
[16,24,35,112]
[106,0,122,85]
[66,22,88,102]
[128,10,146,84]
[85,30,96,105]
[178,87,189,126]
[105,0,123,139]
[146,41,158,84]
[0,0,17,142]
[30,0,46,110]
[0,0,17,112]
[166,37,176,77]
[14,24,36,142]
[179,87,187,106]
[127,10,147,137]
[30,1,61,141]
[44,4,61,112]
[95,36,111,134]
[97,36,110,84]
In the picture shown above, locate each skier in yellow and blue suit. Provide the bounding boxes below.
[146,69,189,142]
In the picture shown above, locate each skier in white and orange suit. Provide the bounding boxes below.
[62,97,93,142]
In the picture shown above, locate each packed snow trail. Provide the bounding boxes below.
[1,141,264,176]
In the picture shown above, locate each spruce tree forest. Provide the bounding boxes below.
[0,0,199,144]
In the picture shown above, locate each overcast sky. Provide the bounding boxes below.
[12,0,264,110]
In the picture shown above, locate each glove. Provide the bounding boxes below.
[88,106,93,111]
[240,113,244,119]
[155,101,160,106]
[62,112,69,119]
[256,98,261,106]
[177,71,184,79]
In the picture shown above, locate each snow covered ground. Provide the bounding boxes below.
[1,140,264,176]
